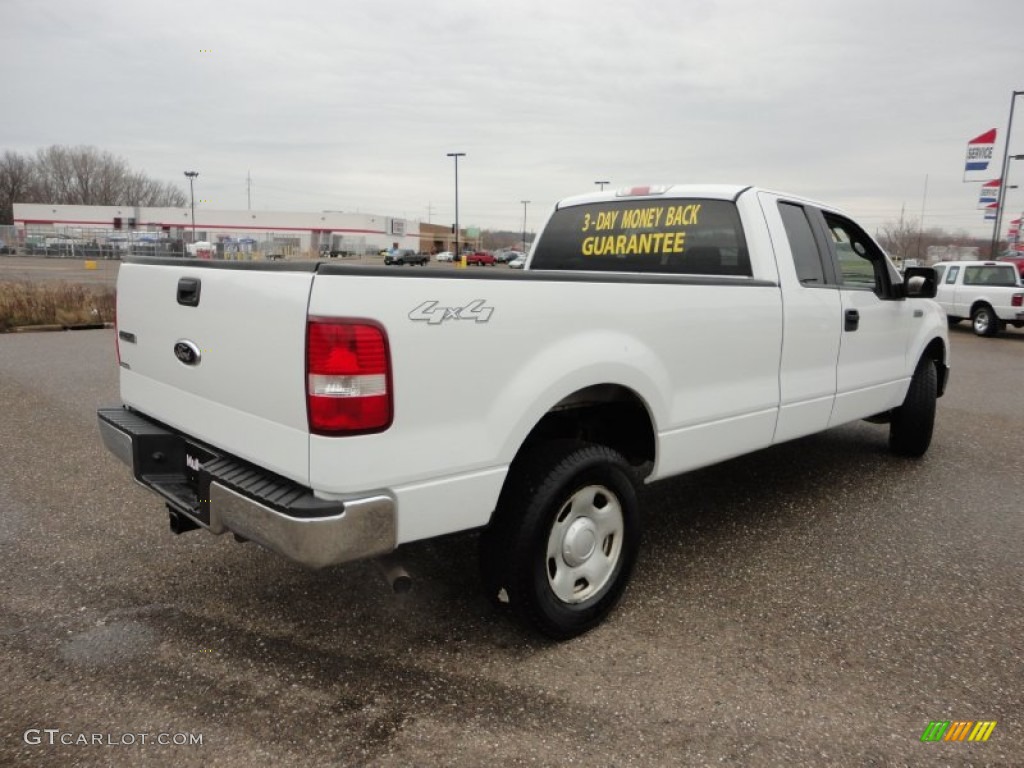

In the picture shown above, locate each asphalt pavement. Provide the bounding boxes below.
[0,327,1021,767]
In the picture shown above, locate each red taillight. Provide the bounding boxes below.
[1013,294,1023,308]
[306,319,392,435]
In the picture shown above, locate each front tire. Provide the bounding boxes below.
[480,441,640,640]
[889,358,937,457]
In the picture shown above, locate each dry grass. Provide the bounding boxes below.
[0,281,115,332]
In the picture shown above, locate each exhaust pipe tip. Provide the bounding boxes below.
[375,555,412,593]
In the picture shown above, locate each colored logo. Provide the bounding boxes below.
[965,129,997,173]
[920,721,997,742]
[173,340,202,366]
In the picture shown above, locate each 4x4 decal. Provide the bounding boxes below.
[409,300,494,325]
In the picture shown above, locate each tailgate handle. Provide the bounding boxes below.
[177,277,201,307]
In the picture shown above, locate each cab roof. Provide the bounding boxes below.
[556,184,752,209]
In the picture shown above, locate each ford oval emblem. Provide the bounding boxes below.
[173,340,201,366]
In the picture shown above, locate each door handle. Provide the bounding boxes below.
[844,309,860,331]
[177,277,201,307]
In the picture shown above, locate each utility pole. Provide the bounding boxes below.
[184,170,199,241]
[521,200,530,253]
[447,152,465,263]
[916,174,928,262]
[595,180,609,191]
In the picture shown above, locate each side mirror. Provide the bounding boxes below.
[903,266,937,299]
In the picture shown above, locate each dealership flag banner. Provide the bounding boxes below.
[984,202,998,221]
[964,129,998,182]
[978,179,1001,208]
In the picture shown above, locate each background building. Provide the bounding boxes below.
[11,203,420,258]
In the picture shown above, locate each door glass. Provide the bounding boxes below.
[779,202,826,285]
[823,214,887,293]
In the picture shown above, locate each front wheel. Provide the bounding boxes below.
[480,441,640,640]
[889,358,937,457]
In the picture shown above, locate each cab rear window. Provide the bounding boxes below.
[963,265,1018,287]
[530,198,751,276]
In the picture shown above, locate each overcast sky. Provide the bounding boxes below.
[4,0,1024,237]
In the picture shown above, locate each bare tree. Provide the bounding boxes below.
[875,212,922,261]
[0,151,37,225]
[0,145,187,223]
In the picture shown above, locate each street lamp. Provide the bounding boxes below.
[446,153,465,262]
[184,170,199,242]
[994,154,1024,256]
[989,90,1024,257]
[595,180,609,191]
[520,200,530,253]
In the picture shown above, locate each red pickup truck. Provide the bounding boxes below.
[466,251,496,266]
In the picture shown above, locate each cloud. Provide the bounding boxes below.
[4,0,1024,234]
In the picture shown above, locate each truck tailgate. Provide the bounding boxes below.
[115,260,316,485]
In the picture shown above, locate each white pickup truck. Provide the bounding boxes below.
[98,184,949,639]
[932,260,1024,336]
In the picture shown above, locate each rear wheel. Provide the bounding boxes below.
[971,305,998,337]
[889,358,937,457]
[480,441,640,640]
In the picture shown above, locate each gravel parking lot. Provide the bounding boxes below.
[1,326,1022,767]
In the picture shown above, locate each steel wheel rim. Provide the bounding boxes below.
[974,311,989,333]
[545,484,624,604]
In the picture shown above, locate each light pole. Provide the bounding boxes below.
[993,154,1024,256]
[520,200,530,253]
[990,91,1023,257]
[184,170,199,242]
[447,153,465,263]
[595,180,609,191]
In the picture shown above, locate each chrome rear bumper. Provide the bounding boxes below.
[97,407,396,568]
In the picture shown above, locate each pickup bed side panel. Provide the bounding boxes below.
[307,273,783,545]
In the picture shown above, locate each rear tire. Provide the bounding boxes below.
[480,441,640,640]
[889,358,937,457]
[971,305,998,337]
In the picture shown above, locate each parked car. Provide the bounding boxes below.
[385,249,428,266]
[495,250,524,264]
[0,243,15,255]
[933,260,1024,336]
[99,182,948,639]
[435,251,455,262]
[509,253,527,269]
[466,251,496,266]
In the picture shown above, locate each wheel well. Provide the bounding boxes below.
[922,337,948,397]
[516,385,656,473]
[970,300,994,316]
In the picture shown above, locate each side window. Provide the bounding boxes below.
[822,213,888,294]
[778,202,826,285]
[945,266,960,284]
[933,264,946,283]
